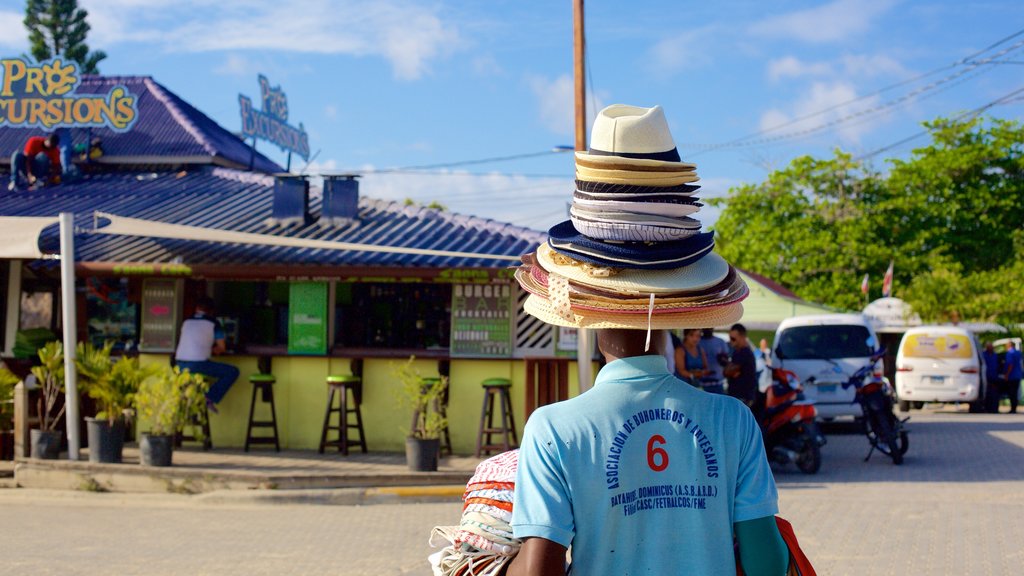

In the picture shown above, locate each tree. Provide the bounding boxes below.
[711,116,1024,326]
[24,0,106,74]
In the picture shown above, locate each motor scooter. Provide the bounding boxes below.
[810,348,909,465]
[762,368,826,474]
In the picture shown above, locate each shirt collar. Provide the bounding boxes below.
[595,355,671,385]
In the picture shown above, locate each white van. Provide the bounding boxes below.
[895,326,987,411]
[771,314,881,420]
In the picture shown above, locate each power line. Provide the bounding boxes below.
[352,149,567,174]
[856,84,1024,160]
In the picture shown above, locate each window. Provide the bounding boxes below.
[335,283,451,350]
[778,325,873,360]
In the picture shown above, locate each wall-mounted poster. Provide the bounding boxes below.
[139,279,180,352]
[288,282,327,355]
[450,284,513,358]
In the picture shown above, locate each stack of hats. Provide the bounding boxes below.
[515,104,746,331]
[429,450,521,576]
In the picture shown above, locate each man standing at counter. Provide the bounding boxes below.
[174,297,239,412]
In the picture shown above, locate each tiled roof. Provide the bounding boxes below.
[0,167,545,269]
[0,76,282,174]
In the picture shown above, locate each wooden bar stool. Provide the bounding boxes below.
[318,360,367,455]
[175,399,212,451]
[475,377,518,457]
[245,374,280,452]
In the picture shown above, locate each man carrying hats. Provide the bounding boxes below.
[506,104,788,576]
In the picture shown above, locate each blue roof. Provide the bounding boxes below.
[0,168,545,269]
[0,76,282,174]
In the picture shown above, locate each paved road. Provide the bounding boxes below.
[1,407,1021,575]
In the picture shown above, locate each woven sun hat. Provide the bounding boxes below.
[574,189,702,204]
[574,104,696,171]
[534,242,730,295]
[523,294,744,329]
[569,214,702,242]
[547,220,714,269]
[571,194,702,218]
[576,164,699,186]
[576,180,700,196]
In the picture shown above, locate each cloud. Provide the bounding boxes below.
[528,74,607,137]
[0,11,27,50]
[79,0,460,81]
[647,28,714,75]
[767,56,833,81]
[324,105,338,120]
[214,54,259,76]
[840,53,907,78]
[749,0,897,43]
[759,81,885,144]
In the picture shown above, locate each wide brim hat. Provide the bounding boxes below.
[535,242,730,295]
[572,195,701,218]
[574,104,696,171]
[523,294,744,329]
[548,220,714,269]
[576,164,699,186]
[576,180,700,196]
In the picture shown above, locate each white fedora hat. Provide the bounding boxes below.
[575,104,695,170]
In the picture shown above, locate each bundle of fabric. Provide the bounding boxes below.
[429,450,521,576]
[517,103,746,334]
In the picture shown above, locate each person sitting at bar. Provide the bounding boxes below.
[174,297,239,413]
[8,133,62,191]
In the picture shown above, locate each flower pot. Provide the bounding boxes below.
[86,417,125,464]
[30,429,62,460]
[140,433,174,467]
[405,437,440,472]
[0,430,13,461]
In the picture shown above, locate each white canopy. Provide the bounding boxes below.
[0,216,59,259]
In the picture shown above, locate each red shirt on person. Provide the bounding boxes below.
[23,136,62,174]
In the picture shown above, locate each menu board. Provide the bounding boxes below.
[450,283,513,358]
[139,279,180,352]
[288,281,328,355]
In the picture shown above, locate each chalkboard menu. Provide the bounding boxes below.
[450,283,513,357]
[288,281,328,355]
[140,279,180,352]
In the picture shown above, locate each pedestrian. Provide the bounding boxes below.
[725,323,759,409]
[1002,341,1022,414]
[505,103,787,576]
[9,133,61,191]
[983,342,1003,413]
[675,328,710,387]
[698,327,730,394]
[760,338,773,368]
[173,296,239,412]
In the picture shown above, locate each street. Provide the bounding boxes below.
[1,408,1022,575]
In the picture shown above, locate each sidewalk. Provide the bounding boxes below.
[6,446,481,503]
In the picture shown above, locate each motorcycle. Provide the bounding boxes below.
[761,368,826,474]
[811,348,909,465]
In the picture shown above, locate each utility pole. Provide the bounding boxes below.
[573,0,587,152]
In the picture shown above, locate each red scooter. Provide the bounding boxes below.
[762,368,825,474]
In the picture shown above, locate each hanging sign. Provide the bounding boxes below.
[239,74,310,160]
[0,57,138,131]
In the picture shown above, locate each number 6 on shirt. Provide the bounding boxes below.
[647,434,668,471]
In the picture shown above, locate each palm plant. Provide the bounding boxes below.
[30,341,65,431]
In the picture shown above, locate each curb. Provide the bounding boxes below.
[194,485,466,506]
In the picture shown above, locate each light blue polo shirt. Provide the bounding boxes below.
[511,355,778,576]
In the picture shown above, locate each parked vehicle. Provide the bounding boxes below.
[895,326,988,413]
[771,314,881,420]
[762,368,825,474]
[813,348,909,464]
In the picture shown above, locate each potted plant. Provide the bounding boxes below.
[134,366,208,467]
[0,366,18,460]
[77,342,159,464]
[29,341,65,459]
[393,357,447,472]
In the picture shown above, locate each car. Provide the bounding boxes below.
[771,314,881,420]
[895,326,987,412]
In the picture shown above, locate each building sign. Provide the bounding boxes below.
[0,58,138,131]
[239,75,310,160]
[288,281,327,355]
[450,283,513,358]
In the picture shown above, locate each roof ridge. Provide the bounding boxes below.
[143,77,219,158]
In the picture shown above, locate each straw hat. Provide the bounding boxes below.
[576,164,699,186]
[574,104,696,171]
[523,294,744,329]
[575,180,700,196]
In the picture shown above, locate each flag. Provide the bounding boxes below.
[882,260,894,297]
[861,273,869,295]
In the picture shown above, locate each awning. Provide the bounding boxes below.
[92,212,523,261]
[0,216,59,259]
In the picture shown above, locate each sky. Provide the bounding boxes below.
[1,0,1022,232]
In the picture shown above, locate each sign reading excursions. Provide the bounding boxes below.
[0,57,138,131]
[239,75,310,161]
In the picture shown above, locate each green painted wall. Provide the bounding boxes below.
[139,354,585,454]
